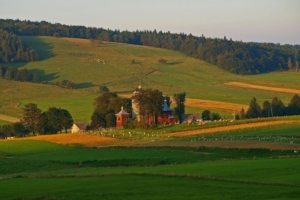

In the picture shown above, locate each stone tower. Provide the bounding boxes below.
[132,85,142,121]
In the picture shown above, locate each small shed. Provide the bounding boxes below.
[72,122,90,133]
[115,107,130,128]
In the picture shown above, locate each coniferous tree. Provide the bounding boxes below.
[173,92,186,123]
[246,98,261,118]
[287,94,300,115]
[271,97,285,116]
[261,100,271,117]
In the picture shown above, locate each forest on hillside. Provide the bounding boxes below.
[0,19,299,74]
[0,28,39,63]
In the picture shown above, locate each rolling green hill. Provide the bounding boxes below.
[1,36,299,121]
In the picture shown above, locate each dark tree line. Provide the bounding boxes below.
[0,28,39,63]
[1,19,299,74]
[238,95,300,119]
[0,64,41,82]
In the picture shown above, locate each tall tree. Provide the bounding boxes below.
[90,112,106,129]
[94,92,118,114]
[261,100,271,117]
[287,94,300,115]
[59,109,74,133]
[271,97,285,116]
[21,103,42,135]
[173,92,186,123]
[245,97,261,118]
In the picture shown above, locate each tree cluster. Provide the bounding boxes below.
[0,64,41,83]
[132,87,166,124]
[201,110,221,121]
[238,95,300,119]
[91,93,132,129]
[21,103,74,135]
[0,122,29,138]
[0,28,39,63]
[54,79,76,89]
[1,19,299,74]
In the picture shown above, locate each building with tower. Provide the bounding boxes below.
[115,107,130,128]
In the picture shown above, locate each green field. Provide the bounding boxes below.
[0,120,11,126]
[0,36,299,121]
[0,139,300,199]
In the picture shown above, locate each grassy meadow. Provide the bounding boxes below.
[0,139,300,199]
[0,36,298,121]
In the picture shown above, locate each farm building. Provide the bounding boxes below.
[182,113,202,124]
[71,122,90,133]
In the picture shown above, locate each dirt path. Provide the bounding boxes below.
[164,120,297,137]
[0,114,20,123]
[225,82,300,94]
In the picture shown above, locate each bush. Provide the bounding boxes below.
[158,58,167,64]
[135,120,150,129]
[99,85,109,93]
[123,120,135,129]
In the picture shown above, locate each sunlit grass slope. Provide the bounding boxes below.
[0,36,298,121]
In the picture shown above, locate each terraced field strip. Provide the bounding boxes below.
[0,114,20,123]
[119,94,248,112]
[19,133,134,147]
[164,120,298,138]
[225,82,300,94]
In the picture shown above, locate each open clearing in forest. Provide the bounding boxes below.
[225,82,300,94]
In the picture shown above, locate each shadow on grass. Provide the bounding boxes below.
[167,61,182,66]
[19,36,56,61]
[76,82,95,89]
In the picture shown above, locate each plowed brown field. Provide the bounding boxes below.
[225,82,300,94]
[164,120,297,137]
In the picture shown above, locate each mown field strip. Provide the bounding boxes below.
[0,114,20,123]
[164,120,298,137]
[225,82,300,94]
[19,133,134,147]
[186,98,248,112]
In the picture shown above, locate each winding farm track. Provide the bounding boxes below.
[225,82,300,94]
[0,114,20,123]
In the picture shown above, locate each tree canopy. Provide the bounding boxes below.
[0,28,38,63]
